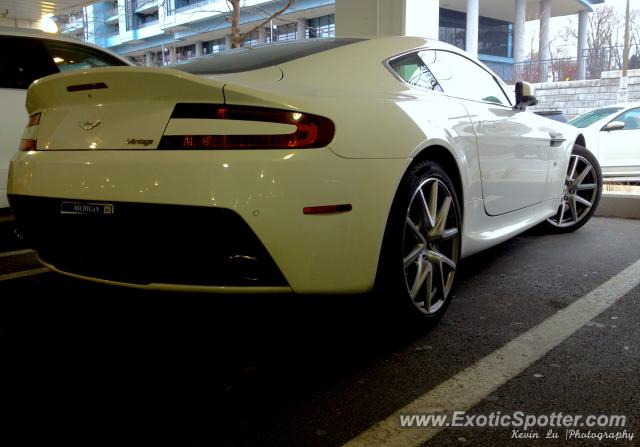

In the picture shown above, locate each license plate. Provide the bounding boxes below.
[61,201,114,215]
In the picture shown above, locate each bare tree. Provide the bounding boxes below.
[523,3,557,82]
[58,0,298,65]
[626,9,640,69]
[226,0,294,48]
[561,5,620,78]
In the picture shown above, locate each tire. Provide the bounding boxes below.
[544,144,603,233]
[376,160,462,324]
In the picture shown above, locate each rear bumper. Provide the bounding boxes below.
[10,195,288,289]
[8,149,409,293]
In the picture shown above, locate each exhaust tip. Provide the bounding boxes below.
[227,254,261,282]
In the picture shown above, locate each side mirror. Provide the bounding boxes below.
[515,81,538,110]
[603,121,625,131]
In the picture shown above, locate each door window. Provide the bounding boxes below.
[612,108,640,130]
[388,52,443,92]
[419,50,511,106]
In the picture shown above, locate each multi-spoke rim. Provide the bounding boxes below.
[403,178,460,316]
[547,154,599,228]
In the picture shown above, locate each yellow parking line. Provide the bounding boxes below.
[343,258,640,447]
[0,249,34,258]
[0,267,50,282]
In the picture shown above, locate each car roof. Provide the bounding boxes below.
[172,35,489,76]
[0,26,131,65]
[590,102,640,112]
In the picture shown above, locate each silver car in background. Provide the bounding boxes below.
[568,103,640,179]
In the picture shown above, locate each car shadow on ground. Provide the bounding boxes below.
[0,231,529,446]
[1,277,433,444]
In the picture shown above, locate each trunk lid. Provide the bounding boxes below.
[26,67,226,150]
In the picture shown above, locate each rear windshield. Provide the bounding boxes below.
[172,38,364,75]
[568,107,624,128]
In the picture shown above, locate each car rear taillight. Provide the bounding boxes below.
[20,112,41,151]
[158,104,335,150]
[27,112,41,127]
[19,139,37,151]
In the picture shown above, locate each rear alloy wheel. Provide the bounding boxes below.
[379,161,461,322]
[545,144,602,233]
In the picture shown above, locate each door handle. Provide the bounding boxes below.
[549,133,566,147]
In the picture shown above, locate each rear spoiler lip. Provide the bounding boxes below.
[28,66,226,91]
[26,66,230,113]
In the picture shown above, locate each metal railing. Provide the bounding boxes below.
[104,7,119,18]
[486,44,640,84]
[60,15,86,33]
[169,0,212,15]
[135,0,159,12]
[137,18,159,28]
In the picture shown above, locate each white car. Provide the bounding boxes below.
[568,103,640,178]
[0,27,130,209]
[8,37,602,322]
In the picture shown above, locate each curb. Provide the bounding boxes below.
[595,193,640,220]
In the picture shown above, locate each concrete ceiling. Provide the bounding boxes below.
[439,0,602,22]
[0,0,93,21]
[0,0,606,25]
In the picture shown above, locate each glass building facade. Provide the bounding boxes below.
[58,1,519,67]
[439,8,513,60]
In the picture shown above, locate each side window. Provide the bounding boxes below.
[388,52,443,92]
[0,36,58,89]
[419,50,510,106]
[613,108,640,130]
[41,40,127,72]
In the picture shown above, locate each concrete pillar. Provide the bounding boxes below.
[335,0,439,40]
[84,4,96,43]
[539,0,551,81]
[117,0,127,32]
[144,51,153,67]
[157,0,167,27]
[465,0,479,58]
[224,34,232,50]
[169,45,176,64]
[335,0,377,37]
[296,18,306,40]
[194,40,203,57]
[513,0,526,63]
[405,0,439,40]
[539,0,551,61]
[258,26,267,44]
[577,10,589,80]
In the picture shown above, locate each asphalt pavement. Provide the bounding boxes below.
[0,216,639,446]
